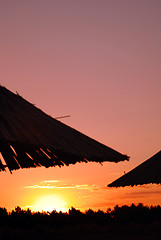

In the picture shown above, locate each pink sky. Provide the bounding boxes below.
[0,0,161,211]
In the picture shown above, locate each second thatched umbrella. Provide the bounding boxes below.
[108,150,161,187]
[0,86,129,173]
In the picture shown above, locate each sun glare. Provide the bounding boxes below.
[32,195,68,212]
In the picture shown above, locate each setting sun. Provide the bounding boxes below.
[32,195,68,212]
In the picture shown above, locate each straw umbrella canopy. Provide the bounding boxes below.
[108,150,161,187]
[0,86,129,173]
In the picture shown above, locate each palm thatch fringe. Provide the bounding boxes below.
[0,141,20,171]
[0,140,93,172]
[108,150,161,187]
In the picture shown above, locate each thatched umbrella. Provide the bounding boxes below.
[108,151,161,187]
[0,86,129,173]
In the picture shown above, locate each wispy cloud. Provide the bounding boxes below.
[43,180,60,183]
[25,185,55,189]
[25,180,101,191]
[125,190,161,198]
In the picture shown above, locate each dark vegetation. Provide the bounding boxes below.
[1,204,161,239]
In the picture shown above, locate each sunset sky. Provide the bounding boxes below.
[0,0,161,212]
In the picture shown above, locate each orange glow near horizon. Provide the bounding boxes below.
[1,168,161,213]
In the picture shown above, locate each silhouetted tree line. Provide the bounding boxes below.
[1,203,161,228]
[1,204,161,240]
